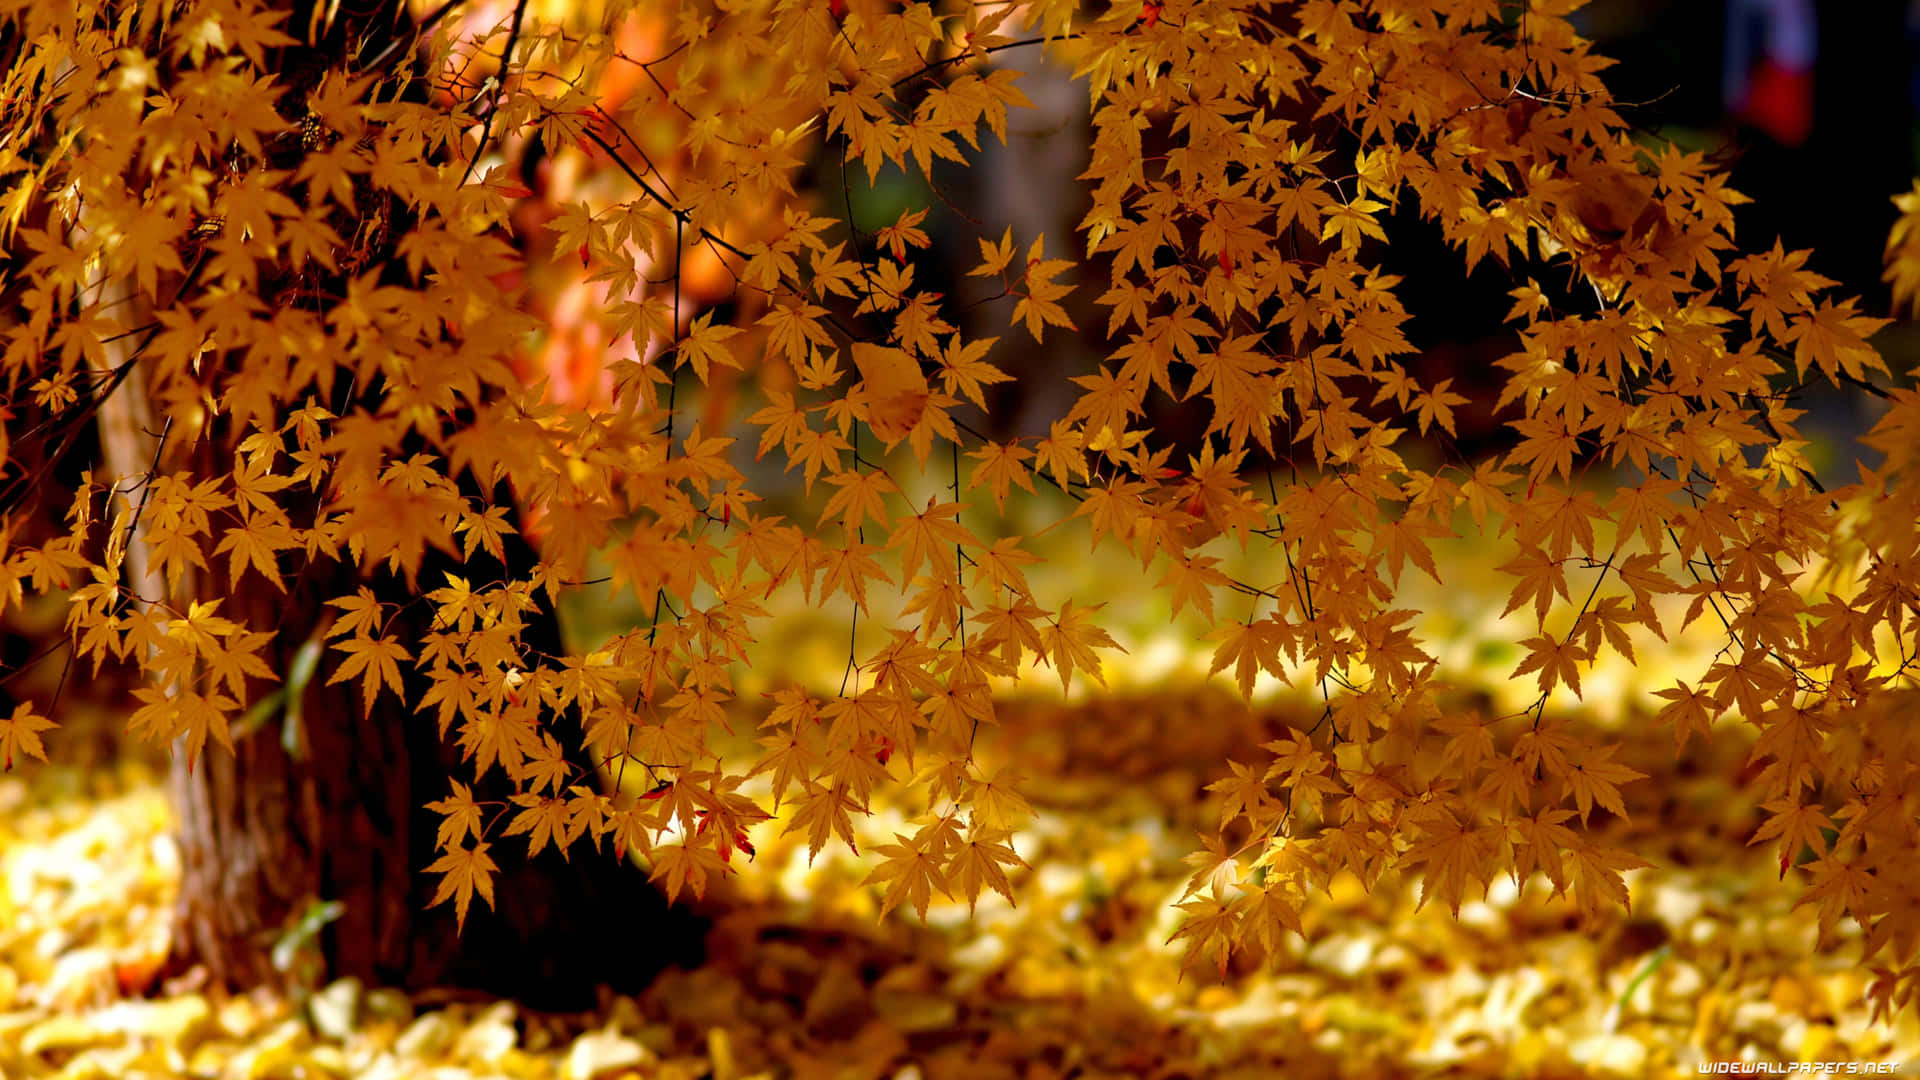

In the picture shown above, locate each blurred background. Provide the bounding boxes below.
[1581,0,1914,307]
[1392,0,1920,485]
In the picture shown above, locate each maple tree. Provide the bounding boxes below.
[4,0,1920,1020]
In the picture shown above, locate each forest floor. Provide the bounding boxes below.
[1,690,1917,1080]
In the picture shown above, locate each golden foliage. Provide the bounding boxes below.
[4,0,1920,1017]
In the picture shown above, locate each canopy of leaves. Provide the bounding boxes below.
[3,0,1920,1022]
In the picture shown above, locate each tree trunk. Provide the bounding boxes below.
[91,324,704,1014]
[160,571,708,1009]
[64,0,706,1011]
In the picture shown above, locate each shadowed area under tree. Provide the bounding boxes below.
[153,497,710,1009]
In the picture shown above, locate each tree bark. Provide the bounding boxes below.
[158,558,708,1009]
[85,355,704,1007]
[85,259,703,1019]
[63,0,707,1011]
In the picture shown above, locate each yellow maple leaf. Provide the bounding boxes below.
[0,702,55,770]
[427,842,498,931]
[327,635,412,716]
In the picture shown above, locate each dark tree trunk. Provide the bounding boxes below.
[69,0,708,1011]
[88,353,704,1009]
[88,2,709,996]
[161,553,708,1009]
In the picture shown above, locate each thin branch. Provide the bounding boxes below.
[458,0,531,188]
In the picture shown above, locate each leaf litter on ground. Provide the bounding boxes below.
[1,691,1916,1080]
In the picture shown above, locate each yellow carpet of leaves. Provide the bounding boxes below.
[2,692,1918,1080]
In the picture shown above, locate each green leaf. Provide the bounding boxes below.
[271,898,345,974]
